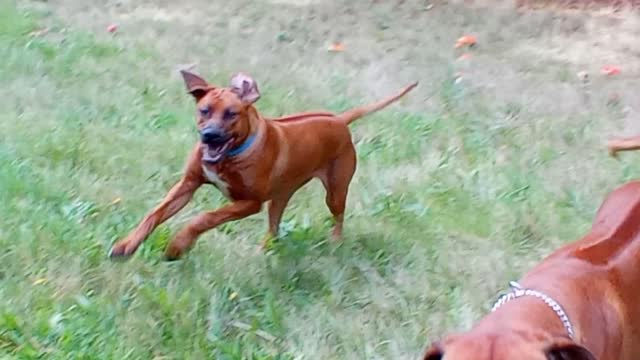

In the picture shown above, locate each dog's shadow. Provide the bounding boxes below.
[262,223,395,298]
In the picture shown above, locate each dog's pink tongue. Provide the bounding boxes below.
[209,148,221,157]
[201,147,219,162]
[203,142,231,163]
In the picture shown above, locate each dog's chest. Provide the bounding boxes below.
[202,165,231,199]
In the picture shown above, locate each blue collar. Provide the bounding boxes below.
[227,134,257,157]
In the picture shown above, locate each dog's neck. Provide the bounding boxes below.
[219,107,266,163]
[477,275,616,357]
[236,106,262,145]
[477,296,569,338]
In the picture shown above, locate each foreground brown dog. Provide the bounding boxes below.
[109,71,417,260]
[423,180,640,359]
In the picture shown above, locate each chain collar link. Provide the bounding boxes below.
[492,281,575,339]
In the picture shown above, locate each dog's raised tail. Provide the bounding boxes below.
[337,82,418,125]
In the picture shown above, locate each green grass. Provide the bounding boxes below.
[2,1,640,359]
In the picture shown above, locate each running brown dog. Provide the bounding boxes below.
[109,71,417,260]
[422,180,640,359]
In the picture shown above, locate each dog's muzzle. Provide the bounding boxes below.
[200,127,228,145]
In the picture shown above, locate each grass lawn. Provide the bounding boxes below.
[2,0,640,358]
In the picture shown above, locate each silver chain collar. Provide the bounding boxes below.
[491,281,575,339]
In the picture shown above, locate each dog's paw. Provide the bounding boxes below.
[607,141,620,159]
[108,241,137,260]
[259,233,279,252]
[330,227,343,242]
[163,245,184,262]
[162,254,182,262]
[162,253,183,262]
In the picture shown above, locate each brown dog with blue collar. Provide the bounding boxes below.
[421,180,640,359]
[108,71,417,260]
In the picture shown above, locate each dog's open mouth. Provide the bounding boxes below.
[202,140,233,163]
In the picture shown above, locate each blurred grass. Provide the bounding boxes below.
[2,1,640,359]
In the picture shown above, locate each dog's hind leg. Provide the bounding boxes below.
[320,146,356,240]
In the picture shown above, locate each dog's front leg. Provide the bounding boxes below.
[109,144,205,259]
[109,177,203,258]
[164,200,262,260]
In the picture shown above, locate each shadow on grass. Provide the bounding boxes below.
[261,220,403,301]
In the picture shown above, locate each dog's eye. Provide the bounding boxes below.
[199,107,210,117]
[224,109,238,120]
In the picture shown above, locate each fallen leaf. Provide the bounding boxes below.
[455,35,477,48]
[601,65,620,76]
[328,42,345,52]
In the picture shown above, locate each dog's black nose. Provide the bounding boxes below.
[200,127,226,145]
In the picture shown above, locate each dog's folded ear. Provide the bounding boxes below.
[180,70,211,101]
[230,73,261,105]
[544,337,596,360]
